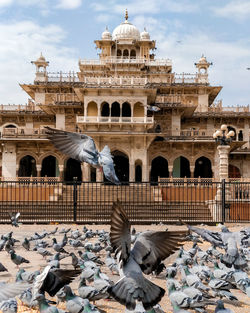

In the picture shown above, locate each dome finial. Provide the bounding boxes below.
[125,8,128,20]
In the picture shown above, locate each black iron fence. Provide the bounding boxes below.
[0,179,249,224]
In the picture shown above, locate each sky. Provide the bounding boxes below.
[0,0,250,106]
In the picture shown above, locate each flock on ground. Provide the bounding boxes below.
[0,203,249,313]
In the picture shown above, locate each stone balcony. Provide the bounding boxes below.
[76,116,154,124]
[1,128,47,138]
[79,57,172,67]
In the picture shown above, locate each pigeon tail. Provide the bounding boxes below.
[107,275,165,310]
[233,255,248,270]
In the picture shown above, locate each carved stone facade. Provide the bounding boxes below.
[0,13,249,181]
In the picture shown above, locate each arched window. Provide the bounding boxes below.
[101,102,109,117]
[87,101,98,116]
[194,157,212,178]
[117,49,122,58]
[134,102,144,117]
[111,102,120,117]
[41,156,59,177]
[18,155,37,177]
[227,126,236,140]
[173,156,190,178]
[122,102,131,117]
[130,50,136,59]
[123,49,129,59]
[238,130,243,141]
[150,156,169,183]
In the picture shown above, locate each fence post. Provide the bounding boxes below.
[221,179,225,223]
[73,177,78,222]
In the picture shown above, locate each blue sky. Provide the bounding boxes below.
[0,0,250,106]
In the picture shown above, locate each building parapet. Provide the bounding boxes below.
[0,104,41,112]
[79,57,172,67]
[2,128,47,138]
[209,101,250,113]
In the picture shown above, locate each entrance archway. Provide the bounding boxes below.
[18,155,37,177]
[150,156,169,183]
[173,156,190,178]
[41,156,58,177]
[194,157,212,178]
[112,150,129,182]
[229,164,241,178]
[64,158,82,181]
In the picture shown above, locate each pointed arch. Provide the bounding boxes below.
[111,102,120,117]
[122,102,131,117]
[18,155,37,177]
[41,155,59,177]
[173,156,190,178]
[150,156,169,183]
[87,101,98,116]
[134,102,144,117]
[194,156,212,178]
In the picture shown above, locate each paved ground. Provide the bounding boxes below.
[0,222,249,313]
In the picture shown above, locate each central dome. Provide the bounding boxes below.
[112,20,140,41]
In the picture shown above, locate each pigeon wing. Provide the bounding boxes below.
[0,282,31,301]
[45,127,98,165]
[110,201,131,263]
[41,268,81,297]
[188,226,223,247]
[99,146,120,184]
[132,230,188,274]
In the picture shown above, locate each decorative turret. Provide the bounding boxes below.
[195,55,212,84]
[31,53,49,82]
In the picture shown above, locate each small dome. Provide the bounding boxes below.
[141,27,150,40]
[198,55,208,64]
[112,11,140,41]
[102,27,112,40]
[37,52,46,62]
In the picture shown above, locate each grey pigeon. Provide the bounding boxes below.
[45,127,120,185]
[34,293,59,313]
[0,282,30,301]
[0,298,17,313]
[215,300,234,312]
[0,262,8,272]
[108,200,188,310]
[22,238,30,251]
[10,250,29,267]
[8,212,20,227]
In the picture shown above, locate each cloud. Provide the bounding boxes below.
[56,0,83,10]
[91,0,199,16]
[212,1,250,21]
[0,20,78,104]
[0,0,13,8]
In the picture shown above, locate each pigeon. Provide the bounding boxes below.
[0,298,17,313]
[34,293,59,313]
[45,126,120,185]
[22,238,30,251]
[0,262,8,272]
[146,105,161,112]
[215,300,234,312]
[0,282,31,301]
[37,247,53,258]
[52,238,69,254]
[10,250,30,268]
[78,277,100,301]
[8,212,20,227]
[107,200,188,310]
[33,265,81,298]
[69,252,79,269]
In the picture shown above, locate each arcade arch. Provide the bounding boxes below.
[173,156,190,178]
[18,155,37,177]
[41,155,59,177]
[150,156,169,183]
[194,156,212,178]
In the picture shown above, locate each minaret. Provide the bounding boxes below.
[31,53,49,82]
[195,55,212,84]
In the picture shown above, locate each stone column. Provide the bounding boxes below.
[82,163,90,181]
[168,165,173,178]
[96,168,103,182]
[217,145,230,181]
[2,143,16,179]
[36,164,42,177]
[190,166,195,178]
[58,165,64,180]
[129,163,135,182]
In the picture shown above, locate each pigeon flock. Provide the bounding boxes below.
[0,204,249,313]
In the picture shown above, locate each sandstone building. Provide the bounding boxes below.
[0,12,248,182]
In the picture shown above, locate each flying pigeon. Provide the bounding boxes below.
[8,212,20,227]
[45,127,120,184]
[108,200,188,310]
